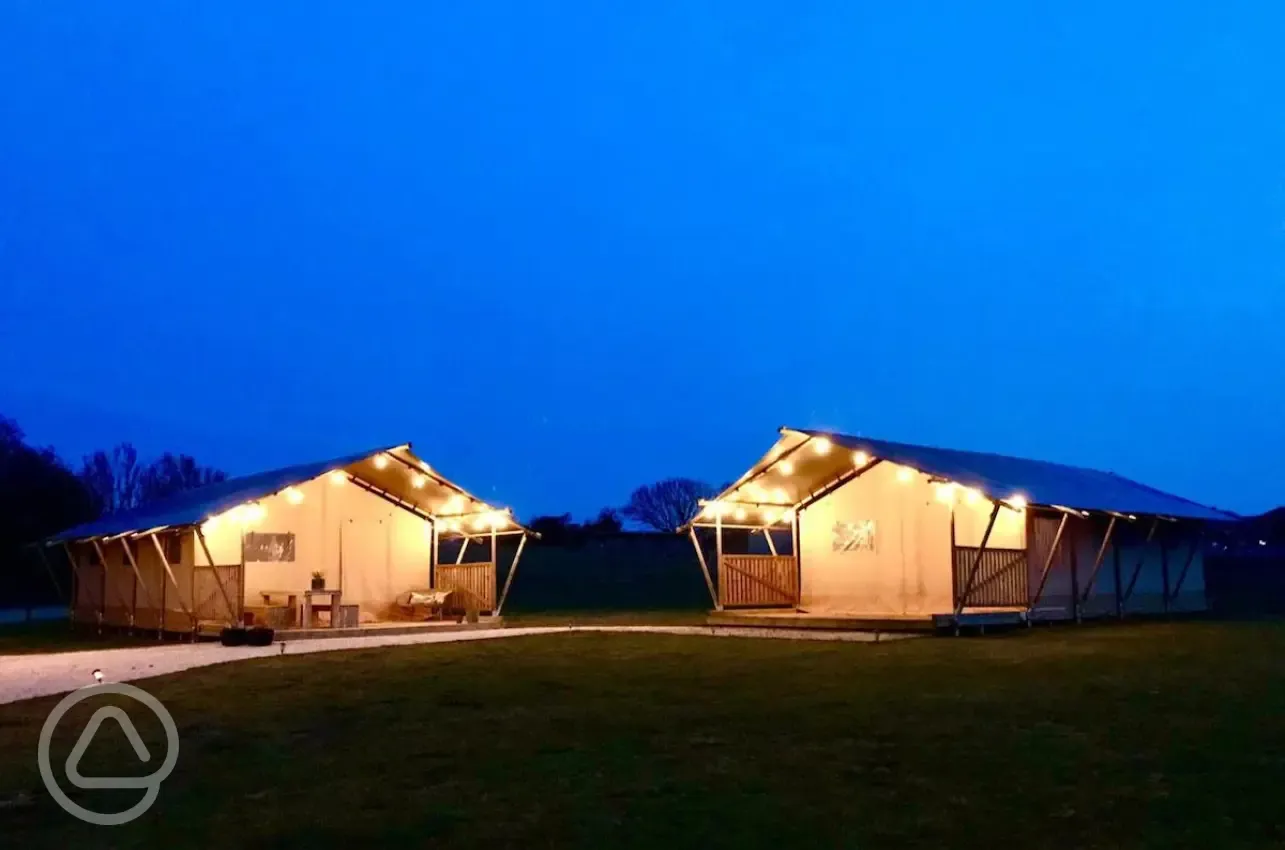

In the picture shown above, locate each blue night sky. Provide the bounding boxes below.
[1,2,1282,520]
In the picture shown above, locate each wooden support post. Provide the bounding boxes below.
[1160,539,1171,616]
[955,502,1001,620]
[792,509,801,607]
[689,528,720,611]
[428,520,437,588]
[150,533,194,627]
[1069,523,1081,623]
[495,533,528,615]
[92,539,133,627]
[762,527,778,556]
[62,543,88,626]
[1112,543,1124,619]
[1169,533,1202,604]
[1121,518,1159,608]
[456,536,469,564]
[715,509,725,608]
[195,527,237,625]
[1030,514,1068,609]
[1079,516,1118,608]
[33,545,65,605]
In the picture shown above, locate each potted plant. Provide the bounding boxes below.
[310,570,325,591]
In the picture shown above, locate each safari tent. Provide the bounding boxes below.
[47,444,534,635]
[685,427,1237,629]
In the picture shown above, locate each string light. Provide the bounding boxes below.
[852,451,870,467]
[812,437,832,456]
[411,474,427,489]
[373,454,389,470]
[896,467,913,483]
[472,516,488,531]
[1007,494,1028,511]
[772,487,788,503]
[779,460,795,475]
[284,487,304,505]
[762,508,780,524]
[733,507,747,521]
[747,484,767,502]
[329,470,347,486]
[963,488,982,506]
[935,483,957,504]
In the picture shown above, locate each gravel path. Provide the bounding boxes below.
[0,625,910,706]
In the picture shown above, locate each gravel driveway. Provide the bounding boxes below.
[0,625,900,706]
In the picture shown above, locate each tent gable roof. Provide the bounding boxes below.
[704,427,1237,523]
[49,443,528,542]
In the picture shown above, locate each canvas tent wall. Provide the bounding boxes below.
[51,443,534,633]
[685,427,1234,624]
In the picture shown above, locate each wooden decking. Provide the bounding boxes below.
[708,607,1028,633]
[275,617,505,641]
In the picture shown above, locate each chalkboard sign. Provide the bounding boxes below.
[244,532,296,562]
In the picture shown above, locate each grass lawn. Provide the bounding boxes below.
[2,621,1284,848]
[0,620,156,656]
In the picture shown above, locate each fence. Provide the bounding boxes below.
[718,554,798,608]
[953,546,1029,607]
[438,562,497,611]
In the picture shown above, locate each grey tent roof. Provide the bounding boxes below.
[49,446,395,543]
[796,428,1237,522]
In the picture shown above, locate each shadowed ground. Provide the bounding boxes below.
[1,621,1283,848]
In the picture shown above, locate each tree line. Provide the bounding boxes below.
[0,414,227,578]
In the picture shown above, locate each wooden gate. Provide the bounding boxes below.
[193,564,243,624]
[953,547,1029,608]
[438,562,497,611]
[718,555,798,608]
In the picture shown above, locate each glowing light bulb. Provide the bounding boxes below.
[1008,494,1028,511]
[896,467,913,483]
[779,460,795,475]
[762,509,780,524]
[935,483,957,504]
[472,516,487,531]
[812,437,832,455]
[444,495,464,514]
[747,484,767,502]
[772,487,788,503]
[411,474,427,489]
[284,487,304,505]
[852,451,870,467]
[733,507,747,521]
[373,454,389,470]
[964,488,981,506]
[329,470,347,486]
